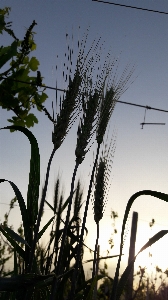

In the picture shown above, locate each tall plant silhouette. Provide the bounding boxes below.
[92,132,116,278]
[2,26,149,300]
[67,53,135,298]
[27,66,82,274]
[0,174,85,299]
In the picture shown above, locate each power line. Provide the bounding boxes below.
[92,0,168,15]
[114,101,168,114]
[0,76,66,92]
[1,76,168,114]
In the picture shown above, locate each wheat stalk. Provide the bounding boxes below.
[69,49,132,300]
[92,130,117,285]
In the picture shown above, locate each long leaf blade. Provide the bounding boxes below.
[1,125,40,270]
[37,216,55,241]
[0,224,30,247]
[116,230,168,300]
[111,190,168,300]
[138,230,168,254]
[0,179,29,242]
[0,226,25,259]
[1,125,40,233]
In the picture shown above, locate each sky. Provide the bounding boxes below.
[0,0,168,284]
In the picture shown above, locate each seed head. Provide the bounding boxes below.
[92,129,117,223]
[75,91,99,164]
[94,158,106,224]
[96,87,115,145]
[52,69,82,149]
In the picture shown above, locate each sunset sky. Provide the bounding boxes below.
[0,0,168,281]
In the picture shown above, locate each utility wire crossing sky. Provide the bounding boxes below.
[1,75,168,115]
[92,0,168,15]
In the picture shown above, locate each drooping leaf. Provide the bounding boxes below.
[1,125,40,271]
[116,230,168,300]
[138,230,168,254]
[111,190,168,300]
[1,125,40,231]
[0,179,29,244]
[0,225,25,260]
[0,224,30,247]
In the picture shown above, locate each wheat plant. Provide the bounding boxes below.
[1,27,168,300]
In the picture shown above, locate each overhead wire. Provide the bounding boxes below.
[91,0,168,126]
[1,76,168,114]
[92,0,168,15]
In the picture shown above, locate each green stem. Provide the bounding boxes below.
[27,147,56,274]
[68,143,101,299]
[93,223,99,300]
[50,162,79,300]
[92,222,99,280]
